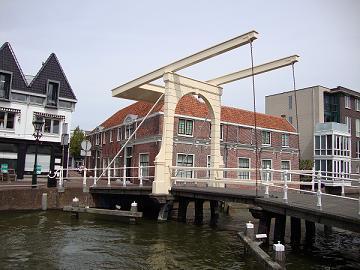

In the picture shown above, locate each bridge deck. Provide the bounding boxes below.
[171,186,360,233]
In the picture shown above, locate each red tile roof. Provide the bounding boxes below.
[99,95,296,132]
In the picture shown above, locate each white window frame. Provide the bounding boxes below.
[178,119,194,137]
[125,124,134,139]
[42,118,61,135]
[0,70,12,100]
[176,153,194,178]
[109,129,113,142]
[139,153,150,178]
[95,133,100,145]
[356,99,360,111]
[238,157,250,180]
[261,159,272,180]
[46,80,60,107]
[345,116,351,133]
[262,131,271,146]
[102,132,106,144]
[117,127,121,141]
[345,95,351,109]
[281,133,289,147]
[281,160,291,181]
[0,111,15,130]
[357,141,360,159]
[356,119,360,138]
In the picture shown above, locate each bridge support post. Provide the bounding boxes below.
[194,199,204,225]
[305,220,316,244]
[178,199,189,222]
[157,201,174,222]
[274,214,286,243]
[249,207,272,244]
[210,200,220,225]
[290,217,301,245]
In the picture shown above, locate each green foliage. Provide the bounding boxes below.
[69,126,85,159]
[300,159,313,170]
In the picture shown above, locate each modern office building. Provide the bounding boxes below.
[0,42,77,179]
[265,85,360,173]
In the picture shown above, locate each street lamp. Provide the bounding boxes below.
[32,116,45,188]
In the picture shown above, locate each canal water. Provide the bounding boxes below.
[0,208,359,270]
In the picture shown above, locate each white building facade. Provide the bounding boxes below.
[0,42,76,179]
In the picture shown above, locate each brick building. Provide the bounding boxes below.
[87,95,299,183]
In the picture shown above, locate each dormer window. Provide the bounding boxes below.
[46,81,59,107]
[0,72,11,100]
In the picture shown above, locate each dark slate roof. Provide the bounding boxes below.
[0,42,28,91]
[331,86,360,98]
[0,42,77,101]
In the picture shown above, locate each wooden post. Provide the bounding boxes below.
[178,199,189,222]
[290,217,301,245]
[274,214,286,243]
[210,200,219,225]
[194,199,204,225]
[305,220,316,245]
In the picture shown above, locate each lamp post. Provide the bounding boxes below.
[32,116,45,188]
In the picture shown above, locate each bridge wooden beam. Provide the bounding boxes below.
[112,30,258,98]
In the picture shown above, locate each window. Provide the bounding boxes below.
[356,99,360,111]
[345,116,351,133]
[288,116,293,124]
[0,72,11,100]
[95,133,100,145]
[103,132,106,144]
[345,96,351,109]
[59,100,73,109]
[29,96,45,105]
[139,153,149,178]
[281,161,291,181]
[261,159,272,180]
[356,119,360,138]
[282,134,289,147]
[178,119,193,136]
[262,131,271,145]
[11,93,27,102]
[46,81,59,107]
[176,154,194,178]
[220,124,224,140]
[125,124,134,139]
[117,127,122,141]
[0,112,15,129]
[324,93,340,122]
[288,95,292,109]
[357,141,360,159]
[109,130,113,142]
[42,118,60,134]
[238,158,250,179]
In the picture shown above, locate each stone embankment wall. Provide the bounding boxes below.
[0,187,94,211]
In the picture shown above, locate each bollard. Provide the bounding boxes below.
[130,201,138,212]
[245,221,254,240]
[317,172,322,210]
[264,165,270,198]
[283,170,288,204]
[273,241,285,263]
[72,197,79,208]
[41,193,48,211]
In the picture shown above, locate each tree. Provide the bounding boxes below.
[69,126,85,160]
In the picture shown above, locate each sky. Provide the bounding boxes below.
[1,0,359,131]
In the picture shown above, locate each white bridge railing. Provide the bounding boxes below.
[49,166,155,190]
[170,165,360,216]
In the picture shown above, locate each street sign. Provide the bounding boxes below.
[81,140,92,151]
[1,164,8,173]
[36,165,42,175]
[81,150,91,157]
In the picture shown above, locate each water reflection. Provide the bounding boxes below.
[0,210,358,270]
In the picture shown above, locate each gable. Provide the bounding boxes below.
[29,53,77,100]
[0,42,28,91]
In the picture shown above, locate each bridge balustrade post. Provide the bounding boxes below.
[264,165,270,198]
[139,166,143,187]
[83,167,87,187]
[283,170,288,204]
[107,167,111,186]
[123,167,126,187]
[94,166,97,179]
[316,171,322,210]
[341,172,345,196]
[311,166,315,192]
